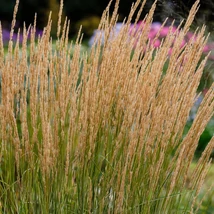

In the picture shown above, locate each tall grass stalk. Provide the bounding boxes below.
[0,0,213,213]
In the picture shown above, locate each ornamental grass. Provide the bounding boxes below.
[0,0,213,213]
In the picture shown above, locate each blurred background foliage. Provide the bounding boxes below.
[0,0,214,37]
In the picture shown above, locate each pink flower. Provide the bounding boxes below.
[129,21,145,35]
[203,45,210,52]
[160,27,169,37]
[171,26,177,33]
[148,30,157,39]
[89,20,214,63]
[151,22,161,31]
[152,39,161,48]
[168,48,172,55]
[186,32,194,40]
[180,40,186,48]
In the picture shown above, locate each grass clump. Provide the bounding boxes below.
[0,0,213,213]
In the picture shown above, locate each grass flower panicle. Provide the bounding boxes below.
[0,0,213,213]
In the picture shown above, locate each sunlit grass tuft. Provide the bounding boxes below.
[0,0,213,213]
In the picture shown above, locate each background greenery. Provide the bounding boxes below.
[0,0,214,35]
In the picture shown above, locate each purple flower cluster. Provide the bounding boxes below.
[89,21,214,60]
[2,29,22,42]
[132,21,214,59]
[1,28,43,43]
